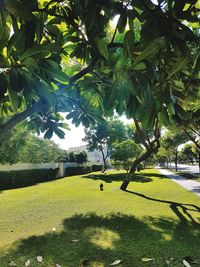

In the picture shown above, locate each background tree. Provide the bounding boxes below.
[111,140,142,173]
[75,151,87,164]
[162,128,188,171]
[180,143,197,165]
[0,129,67,164]
[83,118,127,172]
[120,119,161,190]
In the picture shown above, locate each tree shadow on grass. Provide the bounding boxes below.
[125,190,200,226]
[0,213,199,267]
[83,172,154,183]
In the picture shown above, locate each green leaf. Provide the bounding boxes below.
[10,67,23,92]
[124,30,135,57]
[7,30,25,57]
[54,128,65,139]
[8,85,19,112]
[133,62,146,70]
[0,11,11,51]
[97,39,110,61]
[167,57,189,78]
[134,37,165,65]
[40,61,69,84]
[23,57,38,71]
[44,129,53,139]
[19,46,50,61]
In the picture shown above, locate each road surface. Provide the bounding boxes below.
[170,163,199,175]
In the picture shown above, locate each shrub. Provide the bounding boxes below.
[91,164,103,172]
[64,165,91,176]
[0,168,59,190]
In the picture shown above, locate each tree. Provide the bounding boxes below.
[120,119,161,190]
[83,118,127,172]
[0,129,68,164]
[111,140,142,173]
[75,151,87,164]
[156,144,174,168]
[180,143,197,165]
[0,0,199,141]
[161,128,188,171]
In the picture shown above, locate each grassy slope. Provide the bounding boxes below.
[0,169,199,267]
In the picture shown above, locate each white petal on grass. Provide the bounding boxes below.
[52,227,56,232]
[141,257,154,262]
[71,239,80,242]
[183,260,192,267]
[25,259,31,266]
[110,259,122,265]
[8,261,17,267]
[55,264,61,267]
[36,256,43,262]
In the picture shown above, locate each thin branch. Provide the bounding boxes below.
[0,42,123,138]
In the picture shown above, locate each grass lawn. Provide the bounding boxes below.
[0,169,199,267]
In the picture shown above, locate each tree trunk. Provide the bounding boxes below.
[100,146,107,173]
[199,150,200,174]
[175,149,178,171]
[120,148,153,190]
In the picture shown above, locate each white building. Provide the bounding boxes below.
[67,145,110,164]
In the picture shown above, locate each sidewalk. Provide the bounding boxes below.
[156,167,200,197]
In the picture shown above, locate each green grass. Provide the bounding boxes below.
[0,169,199,267]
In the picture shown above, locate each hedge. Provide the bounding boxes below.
[0,168,59,190]
[0,164,103,190]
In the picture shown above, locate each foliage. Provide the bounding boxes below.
[0,168,59,189]
[111,139,142,172]
[0,0,199,138]
[74,151,87,164]
[0,129,67,164]
[83,118,128,170]
[180,143,197,164]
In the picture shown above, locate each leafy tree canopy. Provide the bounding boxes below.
[0,0,199,139]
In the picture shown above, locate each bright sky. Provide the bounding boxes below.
[51,113,132,150]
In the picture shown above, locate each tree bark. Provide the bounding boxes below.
[0,100,43,139]
[120,119,161,191]
[198,150,200,174]
[120,148,154,190]
[175,149,178,171]
[100,146,108,173]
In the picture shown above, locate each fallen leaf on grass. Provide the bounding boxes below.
[55,264,61,267]
[8,261,17,266]
[141,257,154,262]
[110,259,122,265]
[183,260,191,267]
[25,259,31,266]
[36,256,43,262]
[71,239,80,242]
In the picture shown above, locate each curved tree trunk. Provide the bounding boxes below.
[100,146,108,173]
[120,148,154,190]
[120,119,161,191]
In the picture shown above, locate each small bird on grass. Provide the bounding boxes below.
[100,183,104,191]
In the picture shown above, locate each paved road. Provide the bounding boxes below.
[157,167,200,197]
[170,163,199,174]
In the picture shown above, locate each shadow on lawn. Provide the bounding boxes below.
[125,190,200,226]
[1,213,200,267]
[82,172,167,183]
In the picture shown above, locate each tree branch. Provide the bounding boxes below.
[0,42,123,138]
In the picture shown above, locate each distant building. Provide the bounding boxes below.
[67,145,110,164]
